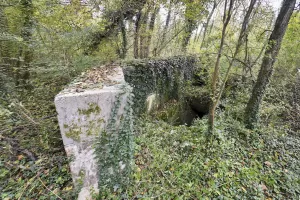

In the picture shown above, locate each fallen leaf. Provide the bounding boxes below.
[260,184,268,191]
[17,155,24,160]
[63,186,73,191]
[241,187,247,192]
[264,161,272,167]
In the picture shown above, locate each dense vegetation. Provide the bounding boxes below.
[0,0,299,199]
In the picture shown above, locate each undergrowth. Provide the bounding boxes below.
[125,115,299,199]
[104,85,300,199]
[0,56,102,199]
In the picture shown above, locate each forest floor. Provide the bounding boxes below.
[0,67,82,199]
[1,65,299,199]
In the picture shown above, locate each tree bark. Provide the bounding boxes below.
[181,0,198,52]
[208,0,234,133]
[200,0,218,48]
[145,5,159,58]
[245,0,296,129]
[154,0,173,57]
[86,0,146,54]
[134,11,142,59]
[210,0,257,127]
[15,0,33,86]
[119,13,127,59]
[160,1,172,47]
[181,18,197,52]
[0,7,9,60]
[139,8,150,59]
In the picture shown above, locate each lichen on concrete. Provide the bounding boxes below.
[65,123,82,141]
[78,103,101,117]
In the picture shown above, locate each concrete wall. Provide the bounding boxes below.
[122,56,197,114]
[55,67,131,199]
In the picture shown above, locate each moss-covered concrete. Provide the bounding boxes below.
[122,56,198,114]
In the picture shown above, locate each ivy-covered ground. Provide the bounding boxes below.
[127,118,299,199]
[127,116,298,198]
[101,86,300,199]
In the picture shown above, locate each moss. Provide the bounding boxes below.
[183,85,209,98]
[86,119,104,136]
[78,103,101,117]
[65,124,81,141]
[77,170,85,186]
[122,56,198,114]
[64,117,104,140]
[97,118,105,124]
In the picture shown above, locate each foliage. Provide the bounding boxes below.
[120,93,300,199]
[0,0,299,199]
[122,56,197,114]
[0,44,96,199]
[94,83,135,197]
[0,73,75,199]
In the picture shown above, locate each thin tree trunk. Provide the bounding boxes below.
[200,0,218,48]
[139,8,150,59]
[86,0,146,54]
[145,5,159,58]
[120,13,127,59]
[212,0,257,115]
[194,23,203,43]
[182,18,197,52]
[154,1,172,57]
[245,0,296,129]
[0,7,9,61]
[16,0,33,86]
[134,11,142,59]
[208,0,234,133]
[163,0,172,42]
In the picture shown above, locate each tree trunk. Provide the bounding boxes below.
[182,18,197,52]
[86,0,146,54]
[139,9,149,59]
[210,0,257,126]
[154,1,172,57]
[0,7,9,61]
[181,0,198,52]
[119,13,127,59]
[161,2,172,45]
[134,11,142,59]
[145,5,159,58]
[16,0,33,86]
[245,0,296,129]
[200,0,218,48]
[208,0,234,133]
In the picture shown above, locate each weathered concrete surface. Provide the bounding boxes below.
[55,66,128,199]
[122,56,197,114]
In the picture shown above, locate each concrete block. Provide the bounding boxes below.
[54,66,131,199]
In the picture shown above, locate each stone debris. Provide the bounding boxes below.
[60,64,124,94]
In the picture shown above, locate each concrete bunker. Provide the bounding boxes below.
[54,56,209,199]
[122,56,209,125]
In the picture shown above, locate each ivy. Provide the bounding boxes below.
[94,83,134,196]
[122,56,198,114]
[93,56,198,197]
